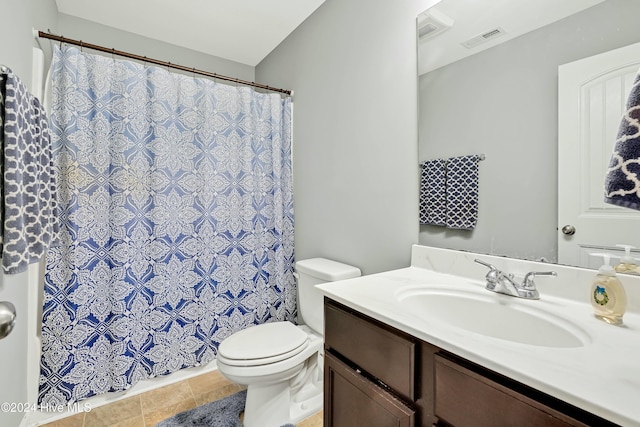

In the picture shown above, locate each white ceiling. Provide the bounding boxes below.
[55,0,608,73]
[418,0,605,75]
[55,0,326,67]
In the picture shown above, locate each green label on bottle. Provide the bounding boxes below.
[593,285,609,306]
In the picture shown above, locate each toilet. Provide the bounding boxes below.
[216,258,361,427]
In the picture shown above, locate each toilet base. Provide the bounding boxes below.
[243,377,323,427]
[290,388,323,425]
[243,380,291,427]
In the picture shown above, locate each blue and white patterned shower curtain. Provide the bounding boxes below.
[38,45,295,405]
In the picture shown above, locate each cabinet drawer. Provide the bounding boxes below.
[434,355,587,427]
[325,351,415,427]
[325,299,416,401]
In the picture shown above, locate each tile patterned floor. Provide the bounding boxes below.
[40,370,323,427]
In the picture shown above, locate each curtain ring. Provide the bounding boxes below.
[111,48,115,60]
[79,40,83,52]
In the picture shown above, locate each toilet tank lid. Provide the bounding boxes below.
[295,258,361,281]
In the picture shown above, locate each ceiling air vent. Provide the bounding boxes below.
[461,27,506,49]
[417,9,454,41]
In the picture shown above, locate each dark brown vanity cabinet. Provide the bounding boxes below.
[324,299,419,426]
[323,298,617,427]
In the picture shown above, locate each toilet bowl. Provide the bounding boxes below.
[217,322,323,427]
[216,258,361,427]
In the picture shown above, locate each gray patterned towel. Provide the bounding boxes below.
[420,159,447,225]
[605,70,640,210]
[445,155,480,230]
[1,68,58,274]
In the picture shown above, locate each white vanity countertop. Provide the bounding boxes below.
[316,246,640,427]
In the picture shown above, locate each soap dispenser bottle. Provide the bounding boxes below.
[590,253,627,325]
[614,244,640,275]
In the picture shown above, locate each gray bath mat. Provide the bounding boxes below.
[156,389,246,427]
[155,389,295,427]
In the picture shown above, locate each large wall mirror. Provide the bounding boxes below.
[418,0,640,269]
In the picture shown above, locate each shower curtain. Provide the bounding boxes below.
[38,45,295,405]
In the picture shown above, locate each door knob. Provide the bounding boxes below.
[561,225,576,235]
[0,301,16,340]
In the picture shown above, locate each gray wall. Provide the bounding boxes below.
[256,0,425,274]
[418,0,640,262]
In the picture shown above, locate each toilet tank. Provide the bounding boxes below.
[295,258,361,334]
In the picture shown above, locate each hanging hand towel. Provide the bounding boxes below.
[604,70,640,210]
[445,155,480,230]
[420,159,447,226]
[1,68,58,274]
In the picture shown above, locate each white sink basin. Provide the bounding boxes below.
[396,287,590,348]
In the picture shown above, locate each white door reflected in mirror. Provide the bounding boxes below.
[558,41,640,268]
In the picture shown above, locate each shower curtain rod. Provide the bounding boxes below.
[37,31,293,96]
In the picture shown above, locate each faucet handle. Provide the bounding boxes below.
[474,258,496,271]
[474,259,501,283]
[522,271,557,290]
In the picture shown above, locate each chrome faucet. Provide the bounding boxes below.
[474,259,557,300]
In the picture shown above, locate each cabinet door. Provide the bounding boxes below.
[325,299,416,401]
[325,352,415,427]
[434,355,588,427]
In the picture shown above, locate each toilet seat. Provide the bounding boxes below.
[218,321,310,367]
